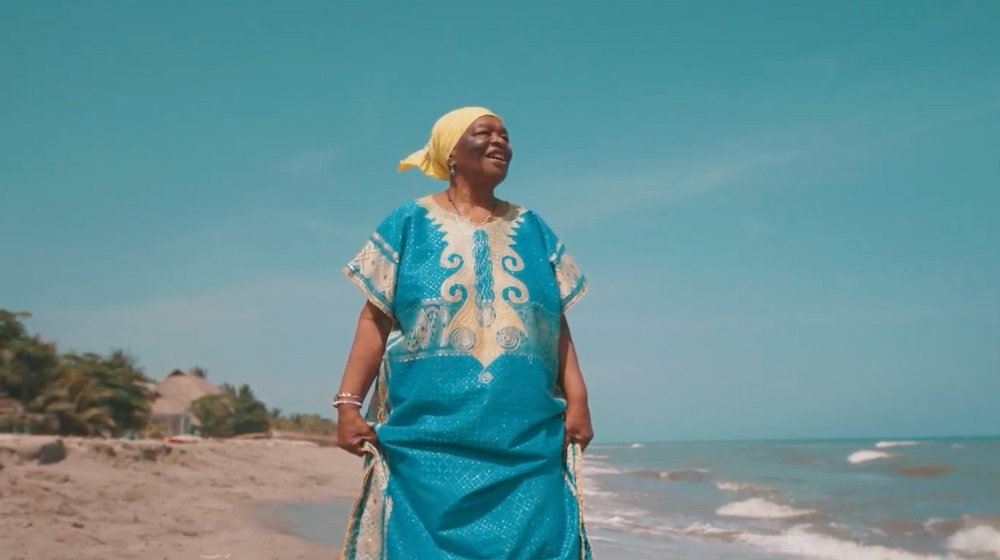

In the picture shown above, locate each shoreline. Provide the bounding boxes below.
[263,499,355,549]
[0,435,362,560]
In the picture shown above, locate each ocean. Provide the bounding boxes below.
[281,438,1000,559]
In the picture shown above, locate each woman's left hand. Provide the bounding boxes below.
[564,403,594,451]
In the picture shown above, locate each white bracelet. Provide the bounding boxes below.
[332,397,363,408]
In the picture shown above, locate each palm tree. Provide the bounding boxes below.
[34,367,116,436]
[65,350,153,436]
[0,310,61,410]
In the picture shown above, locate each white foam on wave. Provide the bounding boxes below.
[582,485,618,499]
[875,440,921,449]
[586,507,650,528]
[848,449,894,464]
[580,459,625,502]
[683,522,734,536]
[716,498,814,520]
[630,467,710,482]
[715,480,780,494]
[588,454,610,460]
[739,525,968,560]
[946,525,1000,557]
[583,463,621,476]
[631,443,644,448]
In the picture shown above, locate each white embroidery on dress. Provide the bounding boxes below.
[420,198,530,369]
[554,252,583,301]
[346,238,399,311]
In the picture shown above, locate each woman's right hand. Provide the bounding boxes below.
[337,407,378,457]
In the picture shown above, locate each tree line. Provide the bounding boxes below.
[0,309,336,438]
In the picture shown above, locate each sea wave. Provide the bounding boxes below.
[714,480,780,495]
[848,449,894,464]
[631,468,710,482]
[583,463,622,476]
[582,487,620,499]
[897,464,953,478]
[587,507,652,529]
[681,522,742,541]
[875,440,922,449]
[946,524,1000,557]
[739,525,970,560]
[878,515,1000,542]
[716,498,814,520]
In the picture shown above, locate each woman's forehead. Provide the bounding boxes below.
[470,115,506,132]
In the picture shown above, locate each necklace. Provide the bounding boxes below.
[447,189,498,225]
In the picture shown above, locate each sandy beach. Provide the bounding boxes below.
[0,435,362,560]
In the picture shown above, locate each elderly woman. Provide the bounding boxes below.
[335,107,595,559]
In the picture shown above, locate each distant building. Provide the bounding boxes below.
[149,369,224,436]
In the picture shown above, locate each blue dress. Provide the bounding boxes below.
[340,196,593,560]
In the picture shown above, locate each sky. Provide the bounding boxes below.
[2,1,998,443]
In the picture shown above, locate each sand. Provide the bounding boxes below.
[0,435,362,560]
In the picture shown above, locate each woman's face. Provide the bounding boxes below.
[450,116,512,185]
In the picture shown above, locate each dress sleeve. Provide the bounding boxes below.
[551,240,587,313]
[342,208,407,319]
[532,212,588,313]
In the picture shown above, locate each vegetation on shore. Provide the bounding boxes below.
[0,309,336,438]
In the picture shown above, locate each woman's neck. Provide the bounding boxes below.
[447,181,496,209]
[440,181,501,224]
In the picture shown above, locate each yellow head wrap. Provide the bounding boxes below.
[398,107,499,180]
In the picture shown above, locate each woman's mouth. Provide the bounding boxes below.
[486,153,508,165]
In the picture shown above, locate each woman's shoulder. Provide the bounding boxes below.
[508,202,556,231]
[383,197,427,219]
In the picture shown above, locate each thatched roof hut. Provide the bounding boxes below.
[150,369,224,434]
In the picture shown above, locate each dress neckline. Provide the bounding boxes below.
[418,195,520,227]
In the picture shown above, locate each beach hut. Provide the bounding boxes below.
[149,369,224,436]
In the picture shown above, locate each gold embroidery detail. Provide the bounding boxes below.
[340,443,392,560]
[554,249,583,302]
[420,198,530,369]
[345,236,398,314]
[406,305,451,352]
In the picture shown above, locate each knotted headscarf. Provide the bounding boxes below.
[398,107,499,180]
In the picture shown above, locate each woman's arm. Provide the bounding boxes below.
[338,301,393,397]
[336,301,393,455]
[558,314,594,450]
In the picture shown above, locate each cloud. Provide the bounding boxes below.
[538,94,1000,235]
[548,146,804,232]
